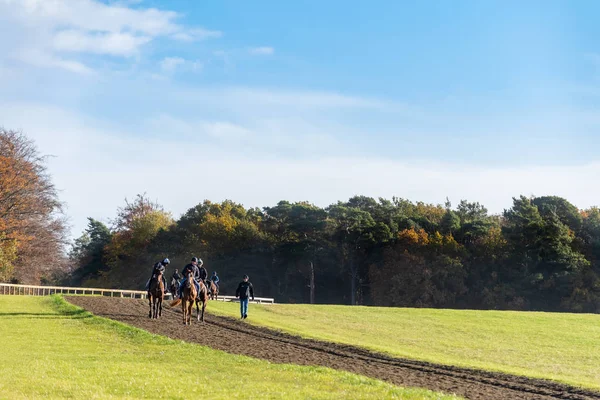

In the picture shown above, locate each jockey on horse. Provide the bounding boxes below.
[210,271,219,291]
[145,258,170,291]
[178,257,202,298]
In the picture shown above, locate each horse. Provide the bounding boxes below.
[195,280,209,322]
[169,277,179,299]
[207,280,218,301]
[170,271,197,325]
[147,271,165,319]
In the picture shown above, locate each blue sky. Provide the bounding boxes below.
[0,0,599,238]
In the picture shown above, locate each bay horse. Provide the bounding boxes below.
[170,270,197,325]
[147,271,164,319]
[208,280,218,301]
[195,280,209,322]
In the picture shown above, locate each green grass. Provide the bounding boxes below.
[0,296,458,400]
[208,301,600,390]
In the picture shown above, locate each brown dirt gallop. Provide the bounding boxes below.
[66,296,600,400]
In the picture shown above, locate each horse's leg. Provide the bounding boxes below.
[196,299,200,321]
[201,298,206,322]
[182,299,186,325]
[148,294,152,318]
[158,298,162,318]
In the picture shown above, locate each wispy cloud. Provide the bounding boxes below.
[53,30,151,57]
[3,101,600,239]
[172,28,222,42]
[0,0,216,38]
[14,49,95,75]
[205,86,405,111]
[160,57,185,72]
[0,0,221,71]
[248,46,274,56]
[159,57,203,73]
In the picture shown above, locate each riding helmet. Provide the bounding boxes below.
[243,274,249,279]
[162,258,170,265]
[191,257,198,262]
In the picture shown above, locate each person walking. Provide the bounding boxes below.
[235,274,254,319]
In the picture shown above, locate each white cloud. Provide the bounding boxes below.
[53,30,151,56]
[172,28,222,42]
[203,122,251,140]
[197,86,406,111]
[14,49,94,75]
[0,0,221,71]
[144,115,251,141]
[1,0,197,37]
[248,46,274,55]
[160,57,185,72]
[159,57,203,73]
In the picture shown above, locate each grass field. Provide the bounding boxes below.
[208,301,600,390]
[0,296,458,400]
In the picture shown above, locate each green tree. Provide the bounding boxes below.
[68,218,112,285]
[503,196,589,310]
[328,203,391,304]
[440,210,460,234]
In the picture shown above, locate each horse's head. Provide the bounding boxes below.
[185,271,194,288]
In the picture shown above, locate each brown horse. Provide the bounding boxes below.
[195,280,209,322]
[147,271,164,319]
[170,271,197,325]
[208,280,218,301]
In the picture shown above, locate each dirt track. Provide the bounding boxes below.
[66,296,600,400]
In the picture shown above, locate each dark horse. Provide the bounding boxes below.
[195,280,209,322]
[169,277,179,299]
[147,271,165,319]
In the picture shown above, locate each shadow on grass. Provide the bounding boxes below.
[0,309,91,320]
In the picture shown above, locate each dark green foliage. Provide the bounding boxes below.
[67,218,112,285]
[68,195,600,312]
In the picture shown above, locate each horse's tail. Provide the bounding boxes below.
[170,298,182,307]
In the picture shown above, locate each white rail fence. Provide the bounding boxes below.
[0,283,275,304]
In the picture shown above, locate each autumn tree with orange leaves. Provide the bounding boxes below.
[0,129,67,283]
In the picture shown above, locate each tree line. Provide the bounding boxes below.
[2,129,598,312]
[67,193,600,313]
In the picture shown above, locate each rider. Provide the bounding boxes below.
[198,261,208,290]
[170,268,182,293]
[145,258,170,290]
[210,271,220,290]
[178,257,202,298]
[171,268,182,282]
